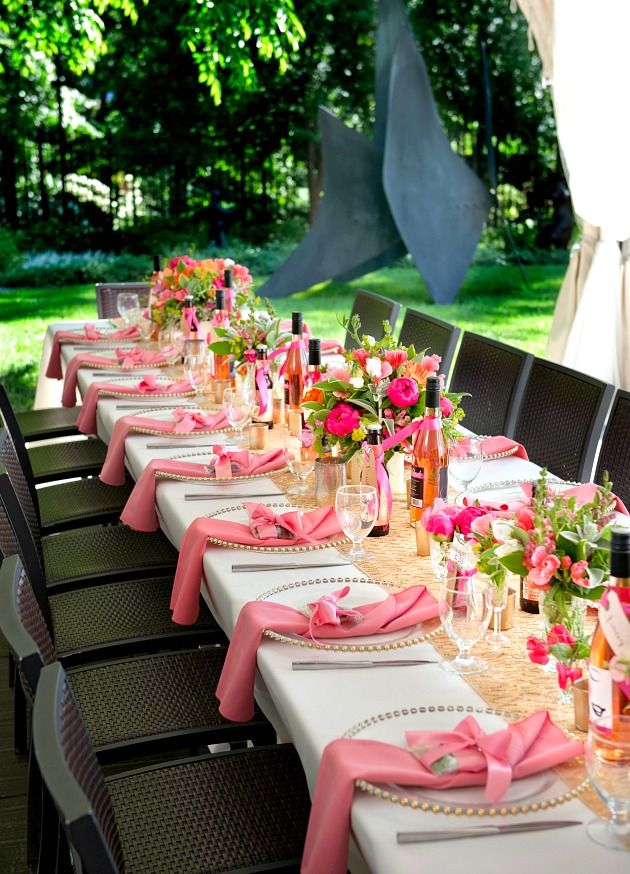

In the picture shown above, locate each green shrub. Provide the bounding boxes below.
[0,251,151,287]
[0,226,22,274]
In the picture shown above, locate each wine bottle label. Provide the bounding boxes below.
[521,578,540,603]
[409,467,447,508]
[598,590,630,656]
[588,663,613,726]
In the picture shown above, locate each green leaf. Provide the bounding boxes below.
[497,553,529,576]
[207,341,232,355]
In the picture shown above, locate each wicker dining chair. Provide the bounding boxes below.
[0,554,269,870]
[344,289,401,351]
[0,410,131,534]
[594,389,630,506]
[448,332,534,438]
[35,661,310,874]
[0,453,177,593]
[0,384,108,485]
[95,282,151,320]
[397,308,461,379]
[513,358,615,483]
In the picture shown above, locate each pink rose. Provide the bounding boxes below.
[527,636,549,666]
[470,513,494,538]
[352,349,368,368]
[327,367,351,382]
[440,396,454,417]
[547,625,576,648]
[570,560,588,582]
[423,511,455,541]
[455,505,488,536]
[387,377,419,408]
[561,555,572,569]
[515,507,535,531]
[528,548,561,587]
[323,403,360,437]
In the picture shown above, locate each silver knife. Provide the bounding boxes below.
[232,561,353,572]
[397,820,582,843]
[145,442,223,449]
[185,492,280,501]
[293,659,438,670]
[115,403,197,409]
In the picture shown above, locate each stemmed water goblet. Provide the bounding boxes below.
[335,484,377,562]
[222,387,255,446]
[183,338,208,398]
[585,715,630,851]
[281,426,317,494]
[484,575,510,649]
[438,572,493,674]
[448,436,483,499]
[116,292,140,326]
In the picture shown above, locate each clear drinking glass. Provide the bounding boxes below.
[281,426,317,494]
[335,484,377,561]
[183,339,208,397]
[438,572,492,674]
[222,387,254,445]
[448,436,483,498]
[159,325,184,376]
[586,715,630,851]
[484,575,509,649]
[117,292,140,325]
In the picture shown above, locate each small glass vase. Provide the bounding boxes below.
[430,538,452,583]
[540,588,587,703]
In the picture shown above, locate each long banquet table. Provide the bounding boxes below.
[44,324,629,874]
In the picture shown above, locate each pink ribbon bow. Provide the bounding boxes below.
[115,347,162,368]
[172,409,217,433]
[361,440,392,520]
[307,586,363,642]
[245,502,316,542]
[182,305,205,337]
[211,445,250,478]
[407,715,522,803]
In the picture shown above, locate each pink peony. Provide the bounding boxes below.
[384,349,408,369]
[387,377,419,408]
[570,560,588,582]
[440,396,454,417]
[455,505,488,536]
[527,636,549,665]
[323,403,360,437]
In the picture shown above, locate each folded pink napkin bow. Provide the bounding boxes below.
[61,348,168,407]
[519,480,629,515]
[215,584,438,722]
[479,435,528,460]
[120,449,286,532]
[301,710,583,874]
[245,502,317,542]
[99,408,229,486]
[46,324,140,379]
[76,376,194,435]
[169,505,342,625]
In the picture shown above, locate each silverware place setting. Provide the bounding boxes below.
[396,820,582,843]
[292,659,438,671]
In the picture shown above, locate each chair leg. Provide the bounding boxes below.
[13,673,28,755]
[38,784,60,874]
[27,745,43,864]
[8,651,15,687]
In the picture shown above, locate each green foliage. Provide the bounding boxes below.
[0,250,149,286]
[0,226,21,270]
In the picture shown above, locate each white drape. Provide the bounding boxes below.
[519,0,630,388]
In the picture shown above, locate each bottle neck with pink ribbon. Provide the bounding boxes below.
[360,422,390,537]
[210,287,230,381]
[410,374,448,555]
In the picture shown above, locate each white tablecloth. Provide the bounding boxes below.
[55,330,626,874]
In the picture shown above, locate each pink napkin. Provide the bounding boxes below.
[320,339,345,354]
[170,504,342,625]
[480,436,528,460]
[45,324,141,379]
[61,348,169,407]
[76,376,194,435]
[99,409,229,486]
[216,585,438,722]
[120,449,286,532]
[301,710,584,874]
[523,481,629,516]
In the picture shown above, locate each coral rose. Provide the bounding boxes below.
[323,403,360,437]
[387,376,419,408]
[440,396,454,417]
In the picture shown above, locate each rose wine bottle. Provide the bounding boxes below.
[519,577,540,615]
[588,528,630,725]
[180,294,198,340]
[410,375,448,554]
[307,338,322,385]
[284,311,308,410]
[255,344,273,423]
[211,288,230,381]
[360,423,390,537]
[223,265,234,314]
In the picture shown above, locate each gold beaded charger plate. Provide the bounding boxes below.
[256,576,442,651]
[455,477,577,506]
[86,359,170,370]
[100,388,198,399]
[204,502,349,552]
[345,704,588,816]
[155,450,289,482]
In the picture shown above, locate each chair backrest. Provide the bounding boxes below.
[513,358,614,483]
[0,386,42,529]
[345,289,401,351]
[95,282,150,320]
[594,389,630,505]
[0,463,48,613]
[33,662,124,874]
[448,332,533,438]
[0,554,55,701]
[397,308,461,379]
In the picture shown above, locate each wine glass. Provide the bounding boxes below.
[484,575,510,649]
[281,426,317,494]
[335,484,377,561]
[448,437,483,498]
[222,387,255,446]
[183,339,208,397]
[159,325,184,376]
[586,715,630,850]
[117,292,140,325]
[438,572,492,674]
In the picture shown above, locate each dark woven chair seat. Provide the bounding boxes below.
[594,390,630,508]
[43,524,178,588]
[49,577,220,658]
[107,745,310,873]
[16,405,80,441]
[28,436,108,483]
[68,647,254,750]
[37,477,133,532]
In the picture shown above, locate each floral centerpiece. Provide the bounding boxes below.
[148,255,253,331]
[302,315,465,462]
[207,295,291,368]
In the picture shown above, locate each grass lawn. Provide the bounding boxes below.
[0,261,565,412]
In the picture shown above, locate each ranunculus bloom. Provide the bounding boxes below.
[352,349,368,368]
[455,505,488,536]
[384,349,408,369]
[547,625,576,648]
[387,376,419,408]
[440,396,454,418]
[570,560,589,582]
[323,403,360,437]
[526,635,549,665]
[424,511,455,541]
